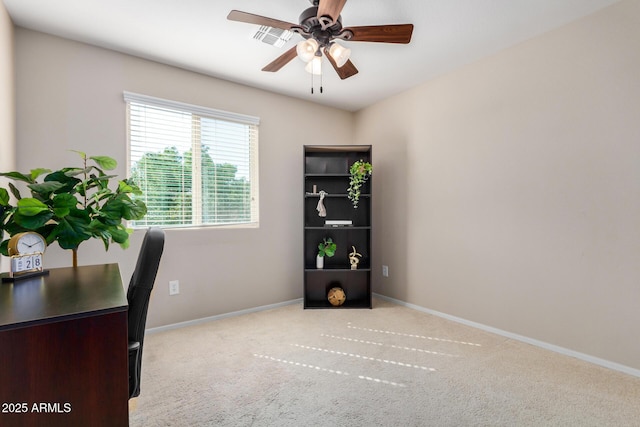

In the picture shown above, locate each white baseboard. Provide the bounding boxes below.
[146,298,303,335]
[373,293,640,379]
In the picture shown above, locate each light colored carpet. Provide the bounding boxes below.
[129,298,640,426]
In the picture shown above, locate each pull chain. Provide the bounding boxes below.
[309,56,323,94]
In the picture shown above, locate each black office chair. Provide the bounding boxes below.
[127,227,165,399]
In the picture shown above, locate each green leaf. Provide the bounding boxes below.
[110,225,132,250]
[119,179,143,195]
[87,220,111,251]
[28,181,65,195]
[0,239,8,257]
[94,174,116,181]
[13,209,53,229]
[44,171,81,194]
[0,171,34,183]
[30,168,52,181]
[104,225,129,245]
[90,156,117,170]
[92,188,115,202]
[53,193,78,209]
[71,149,87,160]
[52,193,78,217]
[8,183,22,200]
[37,223,57,244]
[0,188,9,206]
[2,220,23,236]
[87,221,132,251]
[100,197,125,220]
[63,168,86,177]
[82,174,115,192]
[16,198,49,216]
[117,181,134,193]
[110,226,129,244]
[122,198,147,220]
[48,209,92,249]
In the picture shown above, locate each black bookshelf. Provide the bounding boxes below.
[303,145,372,309]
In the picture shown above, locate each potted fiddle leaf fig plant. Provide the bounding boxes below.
[0,151,147,267]
[347,159,372,209]
[316,237,336,269]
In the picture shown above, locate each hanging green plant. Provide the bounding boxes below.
[0,151,147,267]
[347,160,372,209]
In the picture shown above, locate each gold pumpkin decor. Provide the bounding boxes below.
[327,287,346,306]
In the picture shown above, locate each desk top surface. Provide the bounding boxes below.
[0,263,127,331]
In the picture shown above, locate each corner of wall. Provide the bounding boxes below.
[0,3,16,272]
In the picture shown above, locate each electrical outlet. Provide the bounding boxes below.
[169,280,180,295]
[382,265,389,277]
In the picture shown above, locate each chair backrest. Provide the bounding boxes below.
[127,227,165,350]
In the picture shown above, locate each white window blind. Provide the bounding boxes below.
[124,92,259,228]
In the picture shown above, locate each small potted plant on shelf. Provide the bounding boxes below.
[316,237,336,269]
[347,159,372,209]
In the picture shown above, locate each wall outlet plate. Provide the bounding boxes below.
[169,280,180,295]
[382,265,389,277]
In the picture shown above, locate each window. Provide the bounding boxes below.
[124,92,259,228]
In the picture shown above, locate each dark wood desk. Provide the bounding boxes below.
[0,263,129,427]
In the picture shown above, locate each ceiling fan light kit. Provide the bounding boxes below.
[297,38,319,62]
[328,42,350,68]
[228,0,413,88]
[305,56,323,75]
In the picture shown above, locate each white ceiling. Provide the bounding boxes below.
[3,0,621,112]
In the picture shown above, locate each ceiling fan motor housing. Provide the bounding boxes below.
[297,6,343,46]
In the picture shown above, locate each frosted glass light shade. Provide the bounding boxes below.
[296,38,319,62]
[328,42,351,68]
[304,56,322,75]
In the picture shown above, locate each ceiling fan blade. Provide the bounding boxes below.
[317,0,348,27]
[262,46,298,72]
[227,10,297,31]
[344,24,414,44]
[324,47,359,80]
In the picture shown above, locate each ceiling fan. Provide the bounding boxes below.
[227,0,414,80]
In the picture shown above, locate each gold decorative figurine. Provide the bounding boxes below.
[349,246,362,270]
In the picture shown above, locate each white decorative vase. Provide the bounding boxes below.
[316,255,324,269]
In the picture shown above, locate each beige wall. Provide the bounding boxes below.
[357,0,640,370]
[9,0,640,371]
[0,2,14,273]
[14,29,354,328]
[0,3,13,167]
